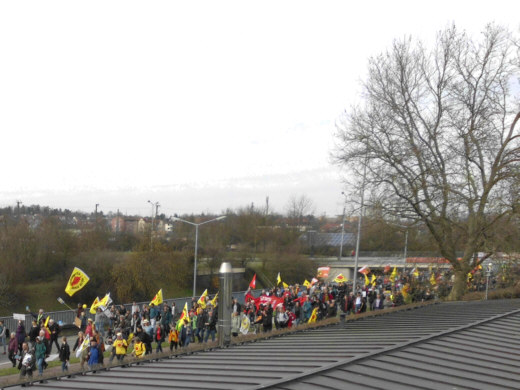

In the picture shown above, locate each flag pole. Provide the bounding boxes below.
[57,297,75,311]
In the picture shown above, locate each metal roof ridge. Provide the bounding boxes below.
[251,304,520,390]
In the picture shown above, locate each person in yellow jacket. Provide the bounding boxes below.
[168,325,179,352]
[131,336,146,359]
[109,332,127,363]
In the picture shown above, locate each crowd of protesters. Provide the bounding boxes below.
[3,268,451,382]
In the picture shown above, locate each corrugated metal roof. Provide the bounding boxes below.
[9,299,520,390]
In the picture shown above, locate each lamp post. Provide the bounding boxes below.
[485,263,492,300]
[148,200,159,251]
[171,215,226,296]
[352,161,367,295]
[338,192,348,261]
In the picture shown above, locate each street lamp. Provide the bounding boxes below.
[485,262,493,300]
[352,160,367,294]
[148,200,160,251]
[338,192,348,261]
[171,215,227,296]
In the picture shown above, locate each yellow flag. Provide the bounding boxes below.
[282,282,289,288]
[90,297,100,314]
[390,267,397,282]
[197,289,208,309]
[430,273,437,286]
[96,293,112,310]
[276,272,281,285]
[334,274,347,283]
[364,273,370,286]
[176,302,190,331]
[303,279,311,288]
[149,289,163,306]
[413,268,419,278]
[210,292,219,307]
[65,267,90,296]
[370,274,376,286]
[308,307,318,323]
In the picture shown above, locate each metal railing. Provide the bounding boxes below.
[0,289,257,334]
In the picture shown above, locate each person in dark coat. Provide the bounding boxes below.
[262,304,273,333]
[47,319,60,353]
[135,325,152,355]
[15,321,26,354]
[59,336,70,373]
[28,320,40,348]
[204,307,218,342]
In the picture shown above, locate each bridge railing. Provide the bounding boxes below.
[0,289,258,334]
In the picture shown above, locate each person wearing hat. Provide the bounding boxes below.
[87,338,101,370]
[85,318,94,338]
[110,332,127,363]
[142,318,153,340]
[131,336,146,359]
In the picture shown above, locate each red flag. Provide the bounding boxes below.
[245,291,285,310]
[383,265,391,273]
[317,266,330,278]
[249,274,256,289]
[359,266,370,275]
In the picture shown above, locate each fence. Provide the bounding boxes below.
[0,289,257,335]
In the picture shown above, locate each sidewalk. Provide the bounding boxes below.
[0,328,81,369]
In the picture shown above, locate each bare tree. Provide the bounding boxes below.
[334,24,520,300]
[286,195,315,229]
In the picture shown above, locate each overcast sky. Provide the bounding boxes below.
[0,1,518,218]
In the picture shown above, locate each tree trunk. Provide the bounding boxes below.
[447,269,467,301]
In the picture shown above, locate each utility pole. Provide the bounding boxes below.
[94,203,100,230]
[338,192,348,261]
[352,160,367,295]
[16,200,22,219]
[147,200,159,251]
